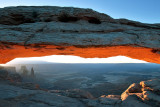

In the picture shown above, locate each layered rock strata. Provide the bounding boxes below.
[0,6,160,63]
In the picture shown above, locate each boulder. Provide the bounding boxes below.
[121,79,160,107]
[140,79,160,92]
[121,83,142,101]
[121,95,151,107]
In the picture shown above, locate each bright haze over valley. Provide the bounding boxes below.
[6,56,148,64]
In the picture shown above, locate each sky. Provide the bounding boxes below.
[5,56,148,64]
[0,0,160,23]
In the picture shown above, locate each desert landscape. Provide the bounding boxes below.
[13,63,160,98]
[0,3,160,107]
[1,62,160,107]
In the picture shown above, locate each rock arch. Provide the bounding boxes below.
[0,6,160,64]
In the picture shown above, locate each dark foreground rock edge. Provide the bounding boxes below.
[1,66,160,107]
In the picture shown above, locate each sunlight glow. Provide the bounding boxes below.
[5,55,148,64]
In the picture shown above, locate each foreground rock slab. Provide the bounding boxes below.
[0,83,86,107]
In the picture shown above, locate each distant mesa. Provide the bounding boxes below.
[0,6,160,64]
[20,66,35,78]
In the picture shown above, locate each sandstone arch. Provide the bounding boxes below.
[0,6,160,64]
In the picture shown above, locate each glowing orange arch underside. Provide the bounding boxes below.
[0,45,160,64]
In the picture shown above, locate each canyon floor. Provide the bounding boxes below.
[0,63,159,107]
[22,63,160,98]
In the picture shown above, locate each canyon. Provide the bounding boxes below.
[0,6,160,107]
[1,64,160,107]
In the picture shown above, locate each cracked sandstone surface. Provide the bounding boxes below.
[0,6,160,63]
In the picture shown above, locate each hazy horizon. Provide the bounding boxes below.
[4,55,149,65]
